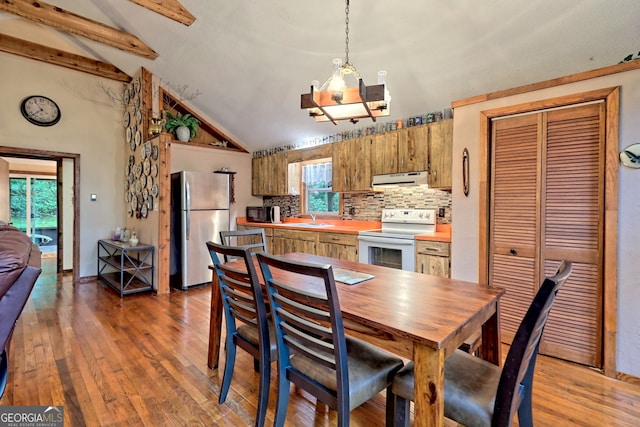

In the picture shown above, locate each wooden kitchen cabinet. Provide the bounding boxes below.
[236,225,273,252]
[332,135,372,192]
[397,125,429,173]
[271,229,317,255]
[252,152,288,196]
[316,232,359,262]
[427,120,453,189]
[415,240,450,278]
[371,131,398,175]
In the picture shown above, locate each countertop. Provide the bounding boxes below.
[237,218,452,243]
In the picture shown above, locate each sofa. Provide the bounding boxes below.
[0,225,41,397]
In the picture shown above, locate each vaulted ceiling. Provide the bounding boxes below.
[1,0,638,153]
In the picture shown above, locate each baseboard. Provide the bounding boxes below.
[616,371,640,386]
[77,275,97,284]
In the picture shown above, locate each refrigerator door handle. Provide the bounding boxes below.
[185,180,191,240]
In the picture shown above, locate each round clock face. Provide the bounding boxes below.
[20,95,61,127]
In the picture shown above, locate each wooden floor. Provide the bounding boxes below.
[2,262,640,426]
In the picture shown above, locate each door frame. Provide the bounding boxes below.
[478,87,619,377]
[0,146,81,284]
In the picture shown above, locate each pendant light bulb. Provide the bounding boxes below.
[328,58,346,103]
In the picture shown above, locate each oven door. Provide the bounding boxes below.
[358,235,415,271]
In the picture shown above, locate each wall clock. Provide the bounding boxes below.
[620,143,640,169]
[20,95,61,127]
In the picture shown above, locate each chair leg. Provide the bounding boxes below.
[219,339,237,404]
[517,385,534,427]
[255,357,270,427]
[274,373,290,427]
[386,389,409,427]
[253,358,260,373]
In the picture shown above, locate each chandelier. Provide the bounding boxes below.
[300,0,390,124]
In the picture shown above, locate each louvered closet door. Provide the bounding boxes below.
[490,103,604,368]
[490,114,541,344]
[539,103,604,366]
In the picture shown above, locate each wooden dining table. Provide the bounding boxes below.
[207,252,504,427]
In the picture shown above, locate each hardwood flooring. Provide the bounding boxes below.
[2,264,640,426]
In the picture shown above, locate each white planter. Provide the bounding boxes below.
[176,126,191,142]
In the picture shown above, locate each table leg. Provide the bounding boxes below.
[480,303,501,366]
[413,343,445,427]
[207,272,222,369]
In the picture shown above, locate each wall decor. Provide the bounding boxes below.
[620,143,640,169]
[462,148,470,196]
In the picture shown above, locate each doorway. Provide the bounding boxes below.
[0,147,80,283]
[478,87,619,376]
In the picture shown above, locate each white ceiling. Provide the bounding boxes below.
[2,0,639,152]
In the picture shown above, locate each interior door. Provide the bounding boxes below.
[489,102,604,368]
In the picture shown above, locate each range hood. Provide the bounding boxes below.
[371,171,429,188]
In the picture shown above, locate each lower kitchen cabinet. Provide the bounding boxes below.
[236,225,273,252]
[271,229,317,255]
[316,232,358,262]
[415,240,450,278]
[97,239,154,297]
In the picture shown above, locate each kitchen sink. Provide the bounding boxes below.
[273,222,334,228]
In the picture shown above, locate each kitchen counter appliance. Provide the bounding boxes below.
[170,171,230,289]
[358,208,435,271]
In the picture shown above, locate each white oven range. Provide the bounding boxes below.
[358,208,436,271]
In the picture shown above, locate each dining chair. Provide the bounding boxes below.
[220,228,268,261]
[206,241,276,427]
[256,252,404,427]
[387,260,573,427]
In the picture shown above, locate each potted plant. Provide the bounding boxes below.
[164,111,200,142]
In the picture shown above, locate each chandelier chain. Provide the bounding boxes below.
[344,0,350,65]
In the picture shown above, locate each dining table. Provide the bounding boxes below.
[207,252,504,427]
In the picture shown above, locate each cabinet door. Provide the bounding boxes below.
[371,132,398,175]
[428,120,453,188]
[273,229,317,255]
[415,241,450,277]
[398,125,428,172]
[252,153,288,196]
[251,156,267,195]
[317,233,358,262]
[332,136,372,192]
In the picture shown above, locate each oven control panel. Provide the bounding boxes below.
[382,209,435,225]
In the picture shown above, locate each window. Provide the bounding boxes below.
[302,160,339,215]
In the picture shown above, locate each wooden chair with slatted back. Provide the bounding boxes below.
[387,261,572,427]
[206,241,276,427]
[256,252,404,427]
[220,229,268,262]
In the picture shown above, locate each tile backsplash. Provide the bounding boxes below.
[265,187,452,224]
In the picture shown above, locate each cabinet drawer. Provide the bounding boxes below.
[273,229,317,242]
[318,233,357,246]
[416,241,450,257]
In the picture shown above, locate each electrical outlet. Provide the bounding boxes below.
[438,207,445,217]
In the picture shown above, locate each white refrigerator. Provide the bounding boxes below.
[170,171,230,289]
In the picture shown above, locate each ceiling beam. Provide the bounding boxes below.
[0,33,132,82]
[0,0,158,59]
[128,0,195,26]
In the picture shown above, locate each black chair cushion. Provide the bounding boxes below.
[392,350,500,427]
[291,336,404,410]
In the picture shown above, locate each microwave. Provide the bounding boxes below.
[246,206,271,223]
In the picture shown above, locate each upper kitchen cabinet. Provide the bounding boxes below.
[332,135,373,192]
[427,120,453,189]
[369,120,452,188]
[371,131,398,175]
[252,151,288,196]
[397,125,429,173]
